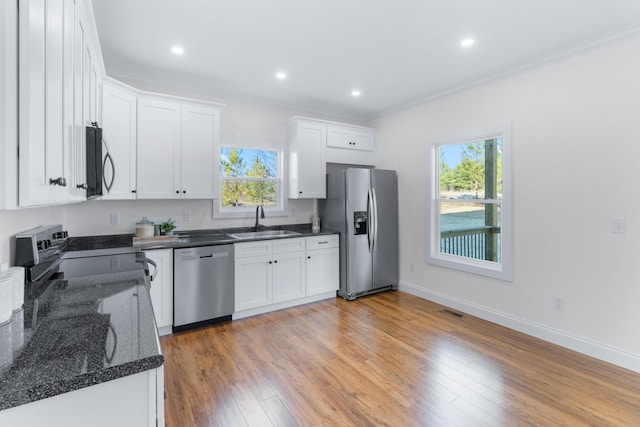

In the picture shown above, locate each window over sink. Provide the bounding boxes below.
[213,140,288,218]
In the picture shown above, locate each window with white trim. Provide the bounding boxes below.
[427,123,512,280]
[213,142,288,218]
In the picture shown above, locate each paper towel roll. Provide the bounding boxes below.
[0,274,11,325]
[6,267,24,312]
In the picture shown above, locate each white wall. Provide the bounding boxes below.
[0,100,315,265]
[370,34,640,369]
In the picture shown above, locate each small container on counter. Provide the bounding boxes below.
[135,217,155,238]
[6,266,24,312]
[312,214,321,233]
[0,274,12,325]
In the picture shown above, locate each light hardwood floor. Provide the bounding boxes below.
[160,291,640,426]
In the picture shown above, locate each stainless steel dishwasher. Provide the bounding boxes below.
[174,244,234,331]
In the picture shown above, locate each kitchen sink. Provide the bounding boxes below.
[228,230,301,239]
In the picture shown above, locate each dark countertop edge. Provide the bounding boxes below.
[0,355,164,411]
[129,225,339,250]
[68,223,338,251]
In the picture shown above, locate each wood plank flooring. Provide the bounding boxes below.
[160,291,640,426]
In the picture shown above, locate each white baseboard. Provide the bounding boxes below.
[399,280,640,373]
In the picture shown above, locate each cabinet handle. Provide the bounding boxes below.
[318,241,328,244]
[76,183,87,190]
[49,177,67,187]
[131,190,137,193]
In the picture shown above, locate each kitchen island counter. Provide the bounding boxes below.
[0,264,163,411]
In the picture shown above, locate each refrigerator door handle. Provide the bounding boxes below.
[371,187,379,253]
[367,188,374,252]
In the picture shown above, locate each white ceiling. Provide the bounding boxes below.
[92,0,640,123]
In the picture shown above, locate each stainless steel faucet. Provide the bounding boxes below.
[254,204,265,231]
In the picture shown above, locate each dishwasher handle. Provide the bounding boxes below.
[179,250,231,262]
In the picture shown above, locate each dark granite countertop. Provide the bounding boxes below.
[67,223,338,252]
[0,261,163,410]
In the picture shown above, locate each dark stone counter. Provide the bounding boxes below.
[68,223,338,251]
[0,263,163,410]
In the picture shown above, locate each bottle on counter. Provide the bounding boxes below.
[312,214,320,233]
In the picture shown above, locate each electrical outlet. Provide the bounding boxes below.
[611,217,626,234]
[409,262,415,271]
[183,211,192,222]
[553,296,565,311]
[110,213,119,225]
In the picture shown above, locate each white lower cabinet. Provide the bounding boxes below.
[0,367,164,427]
[234,235,338,319]
[306,235,339,296]
[145,248,173,335]
[235,250,272,311]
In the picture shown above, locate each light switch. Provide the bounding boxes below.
[611,217,626,234]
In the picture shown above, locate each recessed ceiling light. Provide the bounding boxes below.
[276,72,287,80]
[171,46,184,55]
[460,38,475,48]
[351,90,361,97]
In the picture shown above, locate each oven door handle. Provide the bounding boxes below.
[147,258,158,282]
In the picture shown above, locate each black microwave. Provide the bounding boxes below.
[85,123,114,199]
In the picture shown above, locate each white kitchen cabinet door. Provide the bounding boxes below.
[326,124,376,166]
[180,104,218,199]
[137,97,181,199]
[272,251,306,303]
[145,248,173,335]
[0,1,19,209]
[19,0,54,206]
[101,80,137,199]
[72,5,86,198]
[62,0,82,201]
[306,247,339,296]
[288,119,326,199]
[235,254,273,312]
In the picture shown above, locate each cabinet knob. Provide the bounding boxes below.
[183,190,186,194]
[299,191,303,194]
[49,177,67,187]
[131,190,137,193]
[274,260,278,263]
[176,190,180,194]
[76,183,87,190]
[307,256,311,259]
[268,261,273,264]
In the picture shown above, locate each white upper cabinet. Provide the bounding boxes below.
[326,124,376,166]
[19,0,58,206]
[288,118,326,199]
[101,79,137,199]
[17,0,103,207]
[180,104,218,199]
[287,117,377,200]
[0,1,18,209]
[137,96,220,199]
[136,97,181,199]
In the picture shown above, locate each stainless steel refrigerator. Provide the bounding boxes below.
[319,168,399,300]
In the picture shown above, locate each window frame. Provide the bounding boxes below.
[426,123,512,281]
[213,139,288,219]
